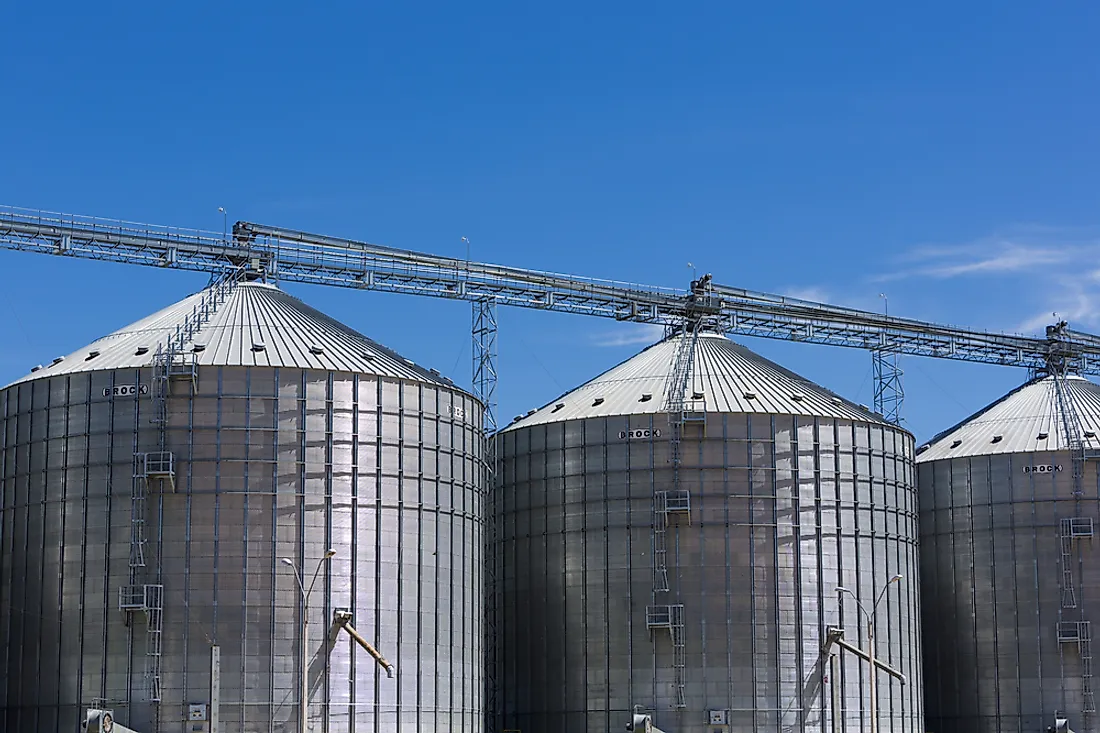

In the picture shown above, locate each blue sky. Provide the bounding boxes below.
[2,1,1099,442]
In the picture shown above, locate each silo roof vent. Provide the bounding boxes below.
[193,343,206,352]
[743,391,757,400]
[309,345,325,355]
[30,365,42,373]
[950,439,962,449]
[1086,430,1097,439]
[526,409,537,416]
[430,368,441,377]
[691,389,705,400]
[252,343,266,352]
[85,350,100,361]
[640,393,653,402]
[51,356,65,365]
[991,435,1003,443]
[552,403,565,413]
[1038,432,1049,440]
[916,444,930,455]
[791,392,805,402]
[592,397,605,406]
[362,352,376,361]
[134,347,148,356]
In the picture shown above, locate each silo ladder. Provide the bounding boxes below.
[645,604,687,708]
[118,584,164,702]
[1061,517,1093,609]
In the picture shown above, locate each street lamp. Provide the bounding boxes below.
[218,206,227,241]
[282,549,336,733]
[836,574,903,733]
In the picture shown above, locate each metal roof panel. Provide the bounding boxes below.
[917,375,1100,461]
[6,281,455,387]
[502,331,895,430]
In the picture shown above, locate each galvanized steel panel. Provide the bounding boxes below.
[920,449,1100,732]
[0,361,483,733]
[494,407,923,733]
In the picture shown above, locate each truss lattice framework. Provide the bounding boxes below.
[4,205,1100,375]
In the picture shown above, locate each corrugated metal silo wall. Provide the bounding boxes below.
[0,365,483,732]
[491,411,922,733]
[919,451,1100,733]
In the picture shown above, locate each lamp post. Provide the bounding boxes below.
[282,549,336,733]
[836,574,903,733]
[218,207,227,241]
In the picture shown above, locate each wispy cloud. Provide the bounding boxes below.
[879,225,1100,334]
[590,323,664,348]
[878,227,1100,282]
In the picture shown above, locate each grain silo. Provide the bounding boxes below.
[0,278,484,732]
[491,328,923,733]
[919,372,1100,733]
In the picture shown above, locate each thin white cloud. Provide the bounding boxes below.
[590,323,664,348]
[881,225,1100,336]
[877,241,1084,282]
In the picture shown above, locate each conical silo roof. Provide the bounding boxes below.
[917,374,1100,461]
[7,280,453,388]
[504,329,891,430]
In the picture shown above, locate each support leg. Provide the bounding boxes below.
[473,298,499,733]
[872,349,904,425]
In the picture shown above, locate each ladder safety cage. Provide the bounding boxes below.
[1058,621,1091,644]
[662,489,691,517]
[1056,620,1096,713]
[118,584,164,702]
[1063,516,1095,539]
[644,604,687,709]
